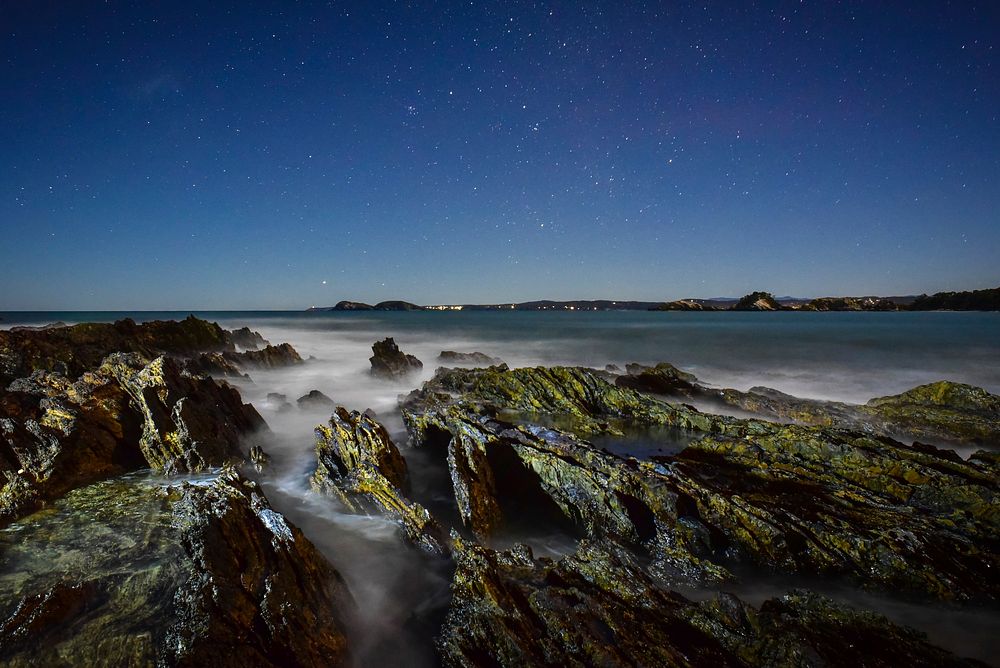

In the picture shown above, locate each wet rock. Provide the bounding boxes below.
[404,381,1000,599]
[184,352,252,380]
[369,337,423,379]
[102,353,266,474]
[266,392,294,412]
[437,351,505,366]
[864,381,1000,447]
[312,407,449,555]
[225,343,303,369]
[228,325,269,349]
[297,390,335,409]
[0,469,352,666]
[438,537,976,668]
[0,315,266,385]
[616,362,700,397]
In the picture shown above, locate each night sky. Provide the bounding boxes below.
[1,2,997,309]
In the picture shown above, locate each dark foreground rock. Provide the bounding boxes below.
[1,353,265,525]
[439,537,980,668]
[437,351,505,366]
[0,315,268,385]
[369,337,423,379]
[403,366,1000,600]
[312,407,449,555]
[0,469,352,667]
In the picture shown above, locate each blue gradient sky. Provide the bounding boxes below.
[1,1,997,309]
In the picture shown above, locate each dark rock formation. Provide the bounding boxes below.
[228,326,269,349]
[297,390,335,409]
[265,392,294,413]
[615,362,700,397]
[438,537,978,668]
[437,351,505,366]
[0,315,266,385]
[226,343,303,369]
[1,353,265,524]
[184,352,251,380]
[403,367,1000,600]
[732,291,783,311]
[312,407,449,555]
[369,337,423,379]
[0,469,352,666]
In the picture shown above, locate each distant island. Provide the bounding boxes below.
[307,287,1000,313]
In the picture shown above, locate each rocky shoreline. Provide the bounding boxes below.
[1,317,997,666]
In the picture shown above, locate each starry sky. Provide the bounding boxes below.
[1,1,997,309]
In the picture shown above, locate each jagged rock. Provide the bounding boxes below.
[403,369,1000,599]
[224,343,303,369]
[1,369,144,525]
[102,353,265,474]
[0,469,352,666]
[732,291,782,311]
[265,392,294,413]
[0,315,266,385]
[437,351,505,366]
[438,537,976,668]
[616,362,700,396]
[184,352,252,380]
[369,337,423,379]
[312,407,449,555]
[864,381,1000,447]
[228,326,269,349]
[297,390,335,409]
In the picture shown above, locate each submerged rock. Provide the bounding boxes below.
[0,469,352,667]
[369,337,423,379]
[438,537,977,668]
[437,351,505,366]
[266,392,294,413]
[297,390,335,409]
[312,407,449,555]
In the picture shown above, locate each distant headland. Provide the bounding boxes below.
[306,286,1000,313]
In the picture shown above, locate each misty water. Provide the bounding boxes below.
[3,310,1000,664]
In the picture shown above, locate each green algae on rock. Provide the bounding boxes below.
[312,406,449,555]
[863,381,1000,446]
[0,469,352,667]
[438,537,979,668]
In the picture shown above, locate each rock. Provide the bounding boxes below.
[225,343,303,369]
[604,364,621,373]
[265,392,294,413]
[184,352,252,380]
[228,326,269,349]
[403,367,1000,600]
[297,390,335,409]
[864,381,1000,447]
[8,321,68,331]
[732,291,782,311]
[615,362,700,397]
[437,351,505,366]
[312,407,449,555]
[0,315,266,385]
[369,337,423,379]
[438,537,976,668]
[102,353,266,474]
[0,469,352,666]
